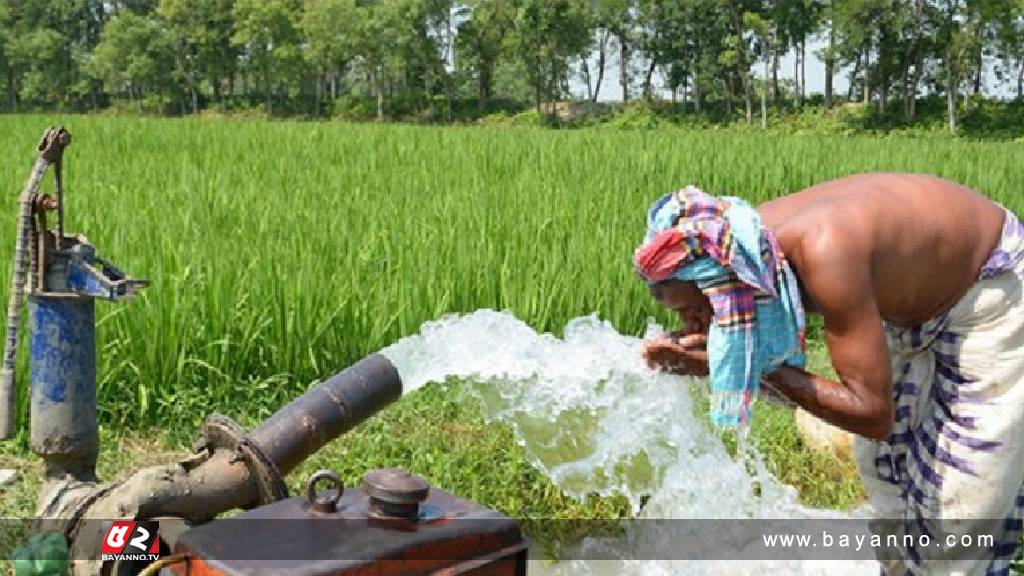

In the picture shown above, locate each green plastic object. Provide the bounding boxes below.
[12,532,69,576]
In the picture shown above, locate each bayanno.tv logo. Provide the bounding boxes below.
[100,520,160,562]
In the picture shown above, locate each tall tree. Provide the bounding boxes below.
[420,0,457,120]
[87,10,174,109]
[635,0,661,99]
[6,26,72,107]
[588,0,632,102]
[833,0,885,104]
[301,0,359,114]
[0,0,14,111]
[744,6,775,128]
[636,0,695,103]
[3,0,106,109]
[983,0,1024,99]
[669,0,732,114]
[896,0,929,121]
[457,0,515,113]
[510,0,590,115]
[819,0,836,110]
[934,0,984,133]
[160,0,237,113]
[347,0,396,121]
[785,0,822,108]
[721,0,756,123]
[232,0,304,114]
[580,0,622,102]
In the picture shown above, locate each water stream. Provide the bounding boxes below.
[381,309,875,575]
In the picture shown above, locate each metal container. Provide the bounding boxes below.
[166,468,529,576]
[28,294,98,475]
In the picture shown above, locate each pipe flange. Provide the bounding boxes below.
[194,413,247,453]
[237,438,289,506]
[194,414,288,506]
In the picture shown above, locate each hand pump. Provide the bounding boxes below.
[0,127,147,483]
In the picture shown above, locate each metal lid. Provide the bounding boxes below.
[363,468,430,505]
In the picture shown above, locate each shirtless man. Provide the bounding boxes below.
[636,174,1024,575]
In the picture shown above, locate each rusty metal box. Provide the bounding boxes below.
[165,476,529,576]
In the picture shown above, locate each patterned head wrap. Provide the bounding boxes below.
[634,186,806,426]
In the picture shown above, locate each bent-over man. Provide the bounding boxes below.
[635,174,1024,575]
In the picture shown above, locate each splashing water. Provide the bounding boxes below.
[382,310,875,575]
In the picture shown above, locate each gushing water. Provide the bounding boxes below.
[382,310,875,575]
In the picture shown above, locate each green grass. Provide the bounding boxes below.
[0,115,1020,433]
[1,114,1020,525]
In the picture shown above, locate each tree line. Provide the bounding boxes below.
[1,0,1022,133]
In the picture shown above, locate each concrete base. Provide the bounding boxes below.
[0,468,16,486]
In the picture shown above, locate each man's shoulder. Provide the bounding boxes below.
[775,208,869,270]
[781,215,874,312]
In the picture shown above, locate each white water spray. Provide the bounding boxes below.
[382,310,875,575]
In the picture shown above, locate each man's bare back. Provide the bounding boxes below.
[758,173,1005,327]
[760,174,1006,439]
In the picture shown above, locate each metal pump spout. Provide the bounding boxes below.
[73,353,402,515]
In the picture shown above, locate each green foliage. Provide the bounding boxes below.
[12,532,68,576]
[509,107,544,125]
[332,95,378,121]
[86,11,175,104]
[495,96,1024,139]
[300,0,358,71]
[456,0,515,108]
[11,32,59,101]
[232,0,305,114]
[605,100,663,129]
[476,110,515,126]
[158,0,238,111]
[509,0,591,111]
[0,0,1021,136]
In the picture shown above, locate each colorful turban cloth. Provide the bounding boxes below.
[634,185,807,426]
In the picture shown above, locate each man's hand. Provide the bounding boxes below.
[642,333,709,376]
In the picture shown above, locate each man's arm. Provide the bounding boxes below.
[764,236,894,441]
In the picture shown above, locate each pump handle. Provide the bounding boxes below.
[0,128,70,440]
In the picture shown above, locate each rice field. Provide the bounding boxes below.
[0,114,1020,516]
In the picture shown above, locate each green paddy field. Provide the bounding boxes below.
[1,115,1021,521]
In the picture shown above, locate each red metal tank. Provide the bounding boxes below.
[164,468,529,576]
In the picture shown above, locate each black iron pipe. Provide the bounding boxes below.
[249,353,403,476]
